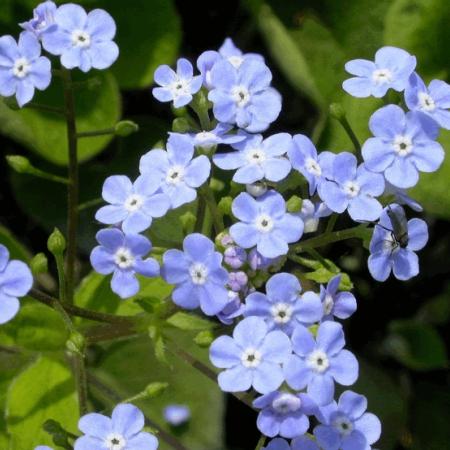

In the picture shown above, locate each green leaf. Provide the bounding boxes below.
[94,333,224,450]
[384,0,450,77]
[0,71,121,166]
[95,0,181,89]
[416,283,450,325]
[384,319,448,370]
[167,312,216,331]
[0,301,68,352]
[6,355,78,448]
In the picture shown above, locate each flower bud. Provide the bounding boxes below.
[114,120,139,137]
[47,228,66,255]
[66,331,86,356]
[246,181,267,197]
[30,252,48,275]
[218,196,233,216]
[287,195,302,213]
[6,155,31,174]
[172,117,191,133]
[329,102,346,121]
[144,381,169,398]
[194,330,215,347]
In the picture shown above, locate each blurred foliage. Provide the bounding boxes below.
[0,0,449,449]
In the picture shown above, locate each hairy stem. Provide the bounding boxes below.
[74,354,88,416]
[255,434,266,450]
[61,68,79,304]
[76,128,115,138]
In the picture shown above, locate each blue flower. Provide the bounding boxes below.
[163,404,191,426]
[248,248,281,271]
[224,245,247,269]
[153,58,203,108]
[368,204,428,282]
[320,274,357,322]
[244,273,322,336]
[405,72,450,130]
[185,123,245,149]
[74,403,158,450]
[162,233,229,316]
[343,46,416,98]
[217,290,245,325]
[384,181,423,212]
[35,447,53,450]
[209,316,292,394]
[318,152,385,222]
[139,134,211,209]
[228,271,248,292]
[95,175,170,234]
[42,4,118,72]
[283,321,359,405]
[213,133,292,184]
[296,200,332,234]
[230,191,303,258]
[197,37,264,89]
[90,228,159,299]
[0,32,51,107]
[0,244,33,325]
[253,390,317,438]
[263,437,320,450]
[314,390,381,450]
[288,134,336,195]
[208,59,282,132]
[20,1,57,37]
[362,105,445,189]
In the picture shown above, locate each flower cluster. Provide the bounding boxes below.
[87,37,449,450]
[0,1,118,107]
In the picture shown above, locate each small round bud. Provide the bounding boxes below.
[172,117,191,133]
[6,155,31,174]
[30,252,48,275]
[210,177,225,192]
[287,195,303,213]
[329,103,346,121]
[66,331,86,356]
[309,324,319,337]
[115,120,139,137]
[194,330,215,347]
[43,419,63,434]
[218,196,233,216]
[246,181,267,197]
[47,228,66,255]
[145,381,169,398]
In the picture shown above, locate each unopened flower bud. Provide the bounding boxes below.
[144,381,169,398]
[30,252,48,275]
[194,329,215,347]
[114,120,139,137]
[246,181,267,197]
[47,228,66,255]
[66,331,86,356]
[287,195,302,213]
[329,102,346,121]
[6,155,31,174]
[172,117,191,133]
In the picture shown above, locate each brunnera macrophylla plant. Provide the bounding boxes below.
[0,2,449,450]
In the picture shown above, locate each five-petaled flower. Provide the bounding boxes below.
[210,316,292,394]
[319,274,357,322]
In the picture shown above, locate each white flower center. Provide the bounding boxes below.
[13,57,31,78]
[393,135,413,157]
[255,214,274,233]
[343,181,360,198]
[231,85,250,107]
[189,262,208,285]
[270,303,293,324]
[332,415,354,437]
[272,393,302,414]
[228,55,244,68]
[305,157,322,176]
[418,92,436,112]
[196,131,216,142]
[105,433,127,450]
[382,233,399,253]
[114,247,135,269]
[307,349,330,373]
[71,29,91,48]
[372,68,393,84]
[241,348,262,368]
[245,148,266,165]
[323,293,334,315]
[169,78,191,97]
[124,194,143,212]
[166,165,184,185]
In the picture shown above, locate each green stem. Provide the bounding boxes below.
[29,288,135,325]
[74,354,88,416]
[61,68,79,304]
[190,104,211,130]
[194,196,207,233]
[26,167,69,184]
[255,434,266,450]
[77,198,102,211]
[291,224,369,253]
[26,102,65,115]
[336,115,361,153]
[199,185,224,235]
[325,214,338,234]
[88,374,189,450]
[76,128,115,138]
